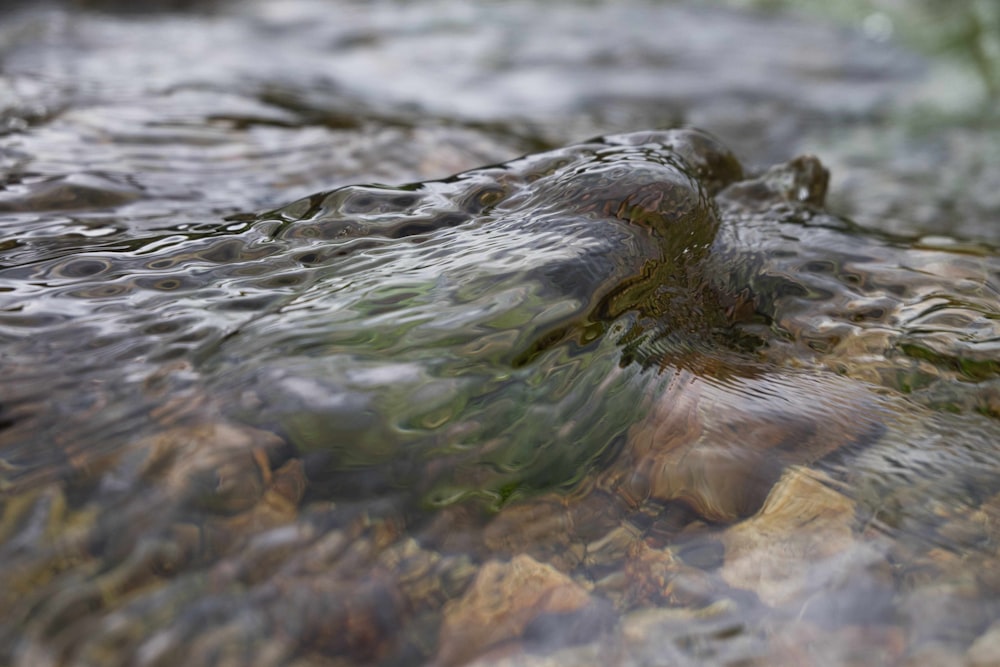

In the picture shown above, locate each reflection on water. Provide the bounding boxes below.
[1,2,999,666]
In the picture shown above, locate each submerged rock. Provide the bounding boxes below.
[1,129,998,666]
[435,554,605,666]
[718,466,888,609]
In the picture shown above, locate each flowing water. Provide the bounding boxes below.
[1,2,999,666]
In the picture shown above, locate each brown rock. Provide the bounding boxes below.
[138,422,286,514]
[719,466,859,607]
[609,369,890,523]
[435,554,595,667]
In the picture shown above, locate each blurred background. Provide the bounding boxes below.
[1,0,998,242]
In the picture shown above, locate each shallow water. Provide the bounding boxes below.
[1,2,999,666]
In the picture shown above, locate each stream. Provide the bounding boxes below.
[1,1,999,666]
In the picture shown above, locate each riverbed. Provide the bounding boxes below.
[1,2,998,665]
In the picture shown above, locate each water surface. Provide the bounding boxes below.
[1,2,999,666]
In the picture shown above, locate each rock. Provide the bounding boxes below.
[612,370,890,523]
[137,422,288,514]
[435,554,599,667]
[719,466,861,607]
[968,621,1000,667]
[619,599,759,667]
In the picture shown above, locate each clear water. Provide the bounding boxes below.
[1,2,998,666]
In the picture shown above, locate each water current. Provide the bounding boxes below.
[1,2,999,666]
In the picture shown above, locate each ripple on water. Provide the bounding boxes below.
[2,0,996,662]
[0,124,999,666]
